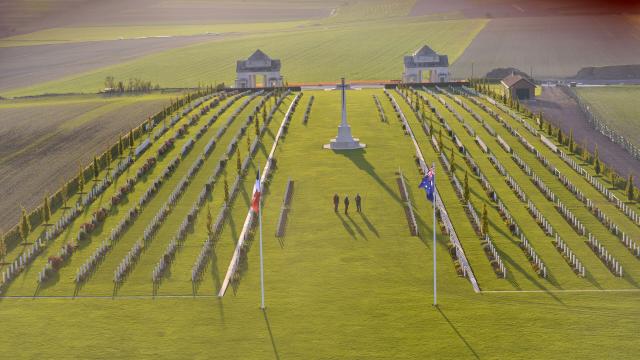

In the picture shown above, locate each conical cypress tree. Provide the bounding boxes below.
[627,175,635,201]
[236,148,242,176]
[106,150,112,170]
[206,205,213,238]
[118,134,124,158]
[223,176,229,204]
[93,156,100,180]
[538,113,544,130]
[568,129,574,152]
[481,204,489,235]
[43,194,51,224]
[0,230,6,260]
[19,207,30,244]
[450,147,456,172]
[557,129,563,145]
[247,134,252,154]
[61,180,68,208]
[594,145,601,174]
[463,171,470,202]
[78,165,85,194]
[128,129,134,149]
[255,114,261,137]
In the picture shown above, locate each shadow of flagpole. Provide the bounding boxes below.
[263,309,280,360]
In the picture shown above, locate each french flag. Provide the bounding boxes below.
[251,170,261,213]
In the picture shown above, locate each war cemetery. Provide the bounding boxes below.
[1,1,640,358]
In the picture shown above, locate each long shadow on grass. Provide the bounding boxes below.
[228,210,239,246]
[346,213,367,240]
[358,212,379,238]
[336,213,356,239]
[436,306,480,360]
[209,249,226,323]
[263,309,281,360]
[487,217,515,246]
[334,149,403,206]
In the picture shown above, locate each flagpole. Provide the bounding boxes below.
[259,168,265,310]
[433,162,437,307]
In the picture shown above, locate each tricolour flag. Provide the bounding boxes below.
[418,167,435,202]
[251,171,261,213]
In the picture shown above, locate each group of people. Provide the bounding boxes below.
[333,193,362,214]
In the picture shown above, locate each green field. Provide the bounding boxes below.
[575,85,640,148]
[2,18,486,97]
[1,87,638,358]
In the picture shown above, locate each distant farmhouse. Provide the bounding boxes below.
[402,45,450,83]
[235,49,283,88]
[501,74,536,100]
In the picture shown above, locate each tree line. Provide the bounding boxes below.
[103,76,159,94]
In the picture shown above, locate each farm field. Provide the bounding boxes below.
[575,85,640,149]
[409,0,638,18]
[1,18,486,97]
[0,0,333,39]
[0,93,178,230]
[450,15,640,79]
[0,21,311,47]
[0,35,226,93]
[1,87,639,358]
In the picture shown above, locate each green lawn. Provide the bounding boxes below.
[1,89,638,358]
[575,85,640,148]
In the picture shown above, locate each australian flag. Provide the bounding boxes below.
[418,167,435,202]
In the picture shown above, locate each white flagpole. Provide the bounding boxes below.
[259,170,265,310]
[433,162,437,307]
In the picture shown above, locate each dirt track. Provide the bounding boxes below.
[524,86,640,181]
[0,95,172,231]
[0,35,222,94]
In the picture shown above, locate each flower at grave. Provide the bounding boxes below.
[111,194,122,206]
[48,256,64,270]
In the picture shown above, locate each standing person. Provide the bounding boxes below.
[355,193,362,212]
[344,196,350,215]
[333,193,340,212]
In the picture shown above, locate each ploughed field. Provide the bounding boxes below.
[1,88,639,358]
[451,15,640,79]
[0,93,175,230]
